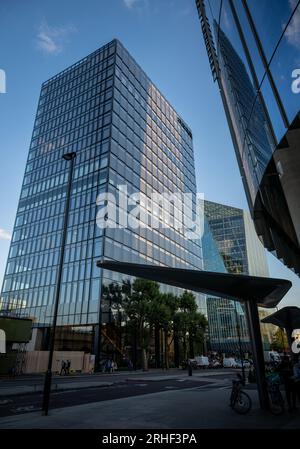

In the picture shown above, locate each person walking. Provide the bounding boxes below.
[277,355,296,411]
[292,355,300,405]
[66,359,71,375]
[60,360,66,376]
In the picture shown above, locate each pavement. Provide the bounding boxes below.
[1,384,300,429]
[0,369,300,429]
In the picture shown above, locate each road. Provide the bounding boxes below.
[0,369,237,418]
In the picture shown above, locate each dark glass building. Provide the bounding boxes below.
[0,39,202,361]
[196,0,300,275]
[204,200,273,351]
[204,201,269,277]
[202,217,249,352]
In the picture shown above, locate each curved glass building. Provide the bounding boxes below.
[196,0,300,275]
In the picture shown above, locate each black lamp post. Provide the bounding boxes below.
[42,152,76,416]
[234,302,246,383]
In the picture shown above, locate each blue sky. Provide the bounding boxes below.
[0,0,299,307]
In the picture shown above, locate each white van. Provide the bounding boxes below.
[223,357,237,368]
[195,356,209,368]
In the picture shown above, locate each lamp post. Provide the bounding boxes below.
[109,293,113,325]
[42,152,76,416]
[234,302,246,383]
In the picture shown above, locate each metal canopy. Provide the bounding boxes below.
[261,306,300,348]
[261,306,300,329]
[97,260,292,308]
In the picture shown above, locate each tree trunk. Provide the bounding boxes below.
[132,329,137,370]
[189,334,194,358]
[142,348,148,371]
[154,325,160,368]
[164,330,169,369]
[174,330,180,368]
[183,336,187,361]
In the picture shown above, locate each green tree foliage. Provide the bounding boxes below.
[104,280,208,369]
[270,328,289,352]
[122,278,160,370]
[174,291,208,360]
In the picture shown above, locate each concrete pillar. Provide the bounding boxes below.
[245,300,269,410]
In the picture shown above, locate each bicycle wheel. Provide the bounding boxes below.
[232,391,252,414]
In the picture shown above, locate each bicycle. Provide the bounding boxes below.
[266,372,284,415]
[230,373,252,414]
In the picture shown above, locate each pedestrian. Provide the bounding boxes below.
[105,359,111,373]
[248,366,256,383]
[66,359,71,375]
[9,366,16,378]
[101,359,107,373]
[292,355,300,405]
[277,355,296,411]
[128,359,133,371]
[60,360,66,376]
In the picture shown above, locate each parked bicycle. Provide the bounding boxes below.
[266,372,285,415]
[230,373,252,414]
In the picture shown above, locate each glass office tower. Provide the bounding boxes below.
[204,201,269,277]
[196,0,300,275]
[0,39,202,359]
[202,217,249,352]
[204,200,274,350]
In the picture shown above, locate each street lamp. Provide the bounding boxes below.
[233,302,246,383]
[42,152,76,416]
[109,293,113,325]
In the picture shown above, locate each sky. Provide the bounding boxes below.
[0,0,299,308]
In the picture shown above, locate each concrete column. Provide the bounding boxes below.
[245,300,269,410]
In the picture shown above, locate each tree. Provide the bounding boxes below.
[270,328,289,352]
[122,278,160,370]
[149,292,179,369]
[187,311,208,357]
[102,282,123,324]
[174,291,207,362]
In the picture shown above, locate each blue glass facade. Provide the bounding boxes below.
[196,0,300,276]
[203,200,272,352]
[202,216,249,353]
[0,40,202,355]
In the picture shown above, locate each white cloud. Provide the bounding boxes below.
[0,229,11,241]
[36,21,76,55]
[123,0,140,9]
[284,0,300,49]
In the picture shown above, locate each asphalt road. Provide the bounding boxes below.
[0,368,238,389]
[0,378,217,418]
